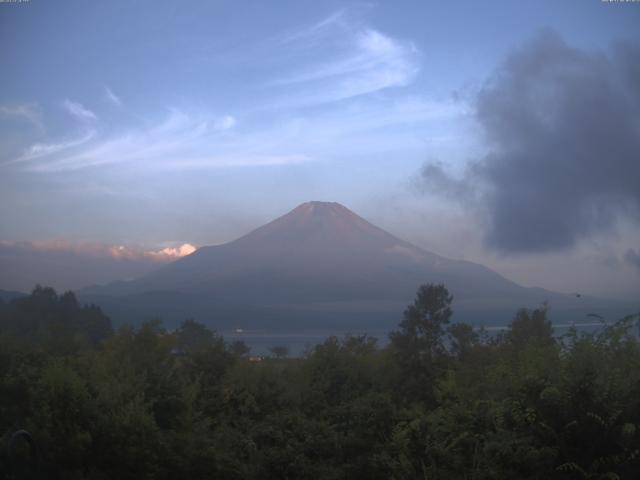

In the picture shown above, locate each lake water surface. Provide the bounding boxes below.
[223,321,628,356]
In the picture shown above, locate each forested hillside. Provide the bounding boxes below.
[1,285,639,479]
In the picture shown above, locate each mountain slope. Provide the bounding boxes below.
[0,289,27,303]
[82,201,589,328]
[87,202,531,301]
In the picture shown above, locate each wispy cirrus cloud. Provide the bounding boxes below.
[269,10,420,105]
[25,109,211,171]
[273,9,350,47]
[1,10,460,173]
[104,86,123,107]
[5,130,96,166]
[5,108,307,172]
[62,99,98,122]
[4,90,465,172]
[0,103,44,130]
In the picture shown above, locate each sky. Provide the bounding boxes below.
[1,0,639,299]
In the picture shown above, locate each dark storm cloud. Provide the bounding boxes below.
[421,31,640,253]
[625,249,640,272]
[418,162,476,205]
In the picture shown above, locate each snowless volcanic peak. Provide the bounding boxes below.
[79,200,625,329]
[236,201,401,251]
[83,200,589,315]
[291,201,379,234]
[294,201,359,219]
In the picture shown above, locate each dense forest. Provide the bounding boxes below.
[1,285,639,479]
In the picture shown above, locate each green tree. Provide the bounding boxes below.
[507,305,554,348]
[176,318,215,354]
[391,284,453,356]
[447,322,479,359]
[389,284,453,404]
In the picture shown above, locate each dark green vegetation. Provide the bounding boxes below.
[1,285,639,479]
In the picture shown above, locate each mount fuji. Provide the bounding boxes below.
[80,202,615,329]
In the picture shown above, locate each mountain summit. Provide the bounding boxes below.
[82,202,580,327]
[231,201,427,258]
[236,201,399,249]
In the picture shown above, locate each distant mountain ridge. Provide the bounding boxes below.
[0,241,193,293]
[0,289,27,303]
[79,201,619,328]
